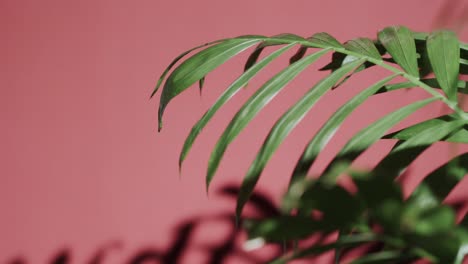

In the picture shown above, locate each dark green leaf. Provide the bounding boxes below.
[378,26,419,77]
[235,58,365,217]
[413,153,468,202]
[179,44,296,168]
[244,215,330,241]
[349,251,410,264]
[206,49,330,190]
[269,234,378,264]
[427,30,460,102]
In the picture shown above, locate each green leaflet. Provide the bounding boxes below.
[206,49,330,191]
[345,38,381,60]
[289,32,342,64]
[379,78,467,94]
[244,33,305,71]
[322,97,437,176]
[158,38,262,130]
[378,26,419,77]
[234,58,365,218]
[288,74,399,188]
[384,114,468,144]
[150,39,225,98]
[375,119,466,178]
[179,44,296,169]
[427,30,460,102]
[308,32,343,48]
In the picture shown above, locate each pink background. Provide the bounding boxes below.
[2,0,468,263]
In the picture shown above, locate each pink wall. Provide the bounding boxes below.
[2,0,468,263]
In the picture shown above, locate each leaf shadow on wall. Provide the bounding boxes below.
[4,184,283,264]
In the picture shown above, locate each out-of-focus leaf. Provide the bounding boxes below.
[349,251,409,264]
[413,153,468,202]
[405,231,464,263]
[206,49,330,190]
[378,26,419,77]
[298,182,363,227]
[244,216,331,241]
[270,234,379,264]
[322,98,436,176]
[427,30,460,102]
[402,205,456,235]
[289,74,398,188]
[159,38,262,130]
[235,59,364,217]
[353,173,403,233]
[244,34,304,71]
[345,38,381,60]
[179,44,296,169]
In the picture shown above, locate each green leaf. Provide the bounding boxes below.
[345,38,381,60]
[349,251,409,264]
[412,153,468,202]
[378,26,419,77]
[150,39,226,98]
[307,32,343,48]
[289,33,342,64]
[206,49,330,190]
[378,78,467,94]
[179,44,296,169]
[234,58,365,217]
[427,30,460,102]
[244,215,330,241]
[288,74,398,188]
[384,114,468,143]
[158,38,262,130]
[298,183,363,227]
[269,234,378,264]
[244,34,304,71]
[323,97,437,176]
[375,119,466,178]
